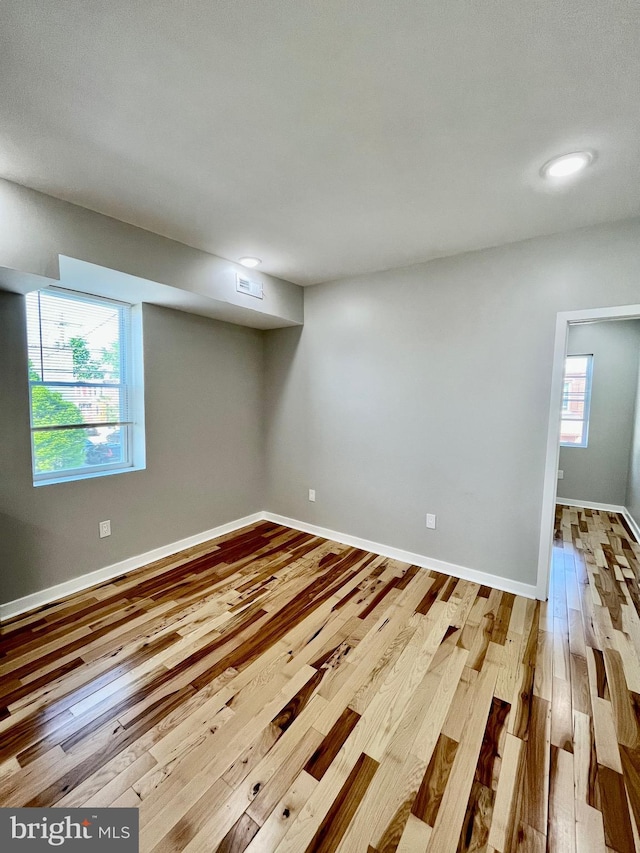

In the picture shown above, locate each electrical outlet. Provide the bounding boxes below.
[99,520,111,538]
[426,513,436,530]
[308,489,316,502]
[557,470,564,479]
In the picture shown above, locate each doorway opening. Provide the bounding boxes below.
[536,303,640,599]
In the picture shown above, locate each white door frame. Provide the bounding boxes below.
[536,302,640,599]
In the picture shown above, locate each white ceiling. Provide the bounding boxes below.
[1,1,639,286]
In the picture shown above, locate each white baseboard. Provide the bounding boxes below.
[557,498,626,513]
[2,507,543,621]
[263,512,538,599]
[622,509,640,545]
[0,512,264,622]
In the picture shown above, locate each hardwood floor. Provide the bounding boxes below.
[1,509,640,851]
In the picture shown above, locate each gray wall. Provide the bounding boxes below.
[0,178,303,329]
[0,292,265,604]
[557,320,640,506]
[265,218,640,587]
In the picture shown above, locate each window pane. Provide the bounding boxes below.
[26,291,122,384]
[30,384,123,427]
[564,356,589,378]
[85,425,126,466]
[32,426,90,473]
[560,420,585,445]
[562,397,585,420]
[32,426,128,473]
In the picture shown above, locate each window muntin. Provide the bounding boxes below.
[26,289,140,483]
[559,354,593,448]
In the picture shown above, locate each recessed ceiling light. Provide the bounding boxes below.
[541,151,595,179]
[238,257,261,268]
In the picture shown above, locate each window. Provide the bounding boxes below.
[26,288,145,484]
[560,354,593,448]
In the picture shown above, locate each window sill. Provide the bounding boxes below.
[33,464,146,487]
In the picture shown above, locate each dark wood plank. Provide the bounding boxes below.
[415,573,447,616]
[305,752,379,853]
[490,593,515,646]
[475,697,510,788]
[216,813,260,853]
[304,708,360,781]
[411,733,458,827]
[598,764,636,853]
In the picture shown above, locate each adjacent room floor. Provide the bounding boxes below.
[1,508,639,852]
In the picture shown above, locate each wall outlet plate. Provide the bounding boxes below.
[557,470,564,479]
[426,513,436,529]
[308,489,316,502]
[99,520,111,538]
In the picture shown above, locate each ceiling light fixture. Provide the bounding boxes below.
[541,151,595,179]
[238,257,261,268]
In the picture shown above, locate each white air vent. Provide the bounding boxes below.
[236,273,263,299]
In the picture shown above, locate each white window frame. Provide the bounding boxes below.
[27,288,146,486]
[559,353,593,449]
